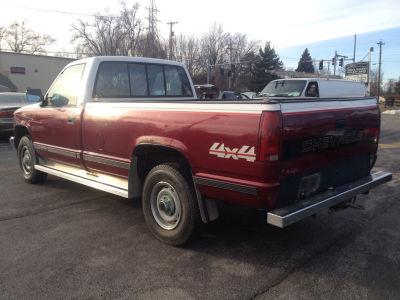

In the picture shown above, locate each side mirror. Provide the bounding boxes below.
[40,95,48,107]
[49,94,69,107]
[26,88,45,105]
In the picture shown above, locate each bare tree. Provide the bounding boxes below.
[0,26,5,48]
[72,2,167,58]
[119,2,143,56]
[194,24,260,89]
[369,69,383,97]
[384,78,396,95]
[200,23,230,72]
[175,34,202,76]
[72,13,126,56]
[2,21,55,54]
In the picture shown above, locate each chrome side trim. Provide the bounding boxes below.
[83,153,130,170]
[35,164,128,198]
[34,143,78,158]
[267,171,392,228]
[193,176,258,196]
[32,142,130,170]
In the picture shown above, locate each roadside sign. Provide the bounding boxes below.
[345,62,368,75]
[345,62,369,82]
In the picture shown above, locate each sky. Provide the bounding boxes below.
[0,0,399,81]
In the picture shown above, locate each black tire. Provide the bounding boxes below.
[18,136,47,184]
[142,164,201,246]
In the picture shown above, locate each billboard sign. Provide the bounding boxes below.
[345,62,369,82]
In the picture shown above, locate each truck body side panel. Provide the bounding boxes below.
[81,102,281,209]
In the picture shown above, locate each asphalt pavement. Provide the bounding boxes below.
[0,114,399,299]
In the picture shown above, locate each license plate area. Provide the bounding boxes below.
[298,173,321,199]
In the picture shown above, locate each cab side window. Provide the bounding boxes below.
[47,64,85,107]
[177,67,193,97]
[94,62,130,98]
[164,66,194,97]
[305,82,319,97]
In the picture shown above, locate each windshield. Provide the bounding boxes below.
[260,80,307,97]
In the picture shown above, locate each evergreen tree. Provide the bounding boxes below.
[296,48,314,73]
[250,42,283,92]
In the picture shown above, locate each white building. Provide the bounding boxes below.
[0,51,75,94]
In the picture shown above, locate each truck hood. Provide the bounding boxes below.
[14,102,41,113]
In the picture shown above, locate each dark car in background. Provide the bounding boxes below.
[218,91,250,100]
[0,92,41,135]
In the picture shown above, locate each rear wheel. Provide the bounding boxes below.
[18,136,47,184]
[142,164,201,246]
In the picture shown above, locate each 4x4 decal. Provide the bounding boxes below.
[209,142,256,162]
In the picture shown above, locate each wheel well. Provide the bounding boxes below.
[130,144,218,224]
[133,145,193,185]
[14,125,30,149]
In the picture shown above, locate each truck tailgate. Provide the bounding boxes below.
[276,98,379,208]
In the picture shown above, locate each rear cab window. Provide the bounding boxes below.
[93,61,193,100]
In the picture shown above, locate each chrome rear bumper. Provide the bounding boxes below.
[267,171,392,228]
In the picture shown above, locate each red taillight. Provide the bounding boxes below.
[365,126,379,143]
[259,111,282,162]
[0,110,14,118]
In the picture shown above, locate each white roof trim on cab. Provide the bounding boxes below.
[65,56,185,68]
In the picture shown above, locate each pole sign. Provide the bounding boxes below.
[345,62,368,82]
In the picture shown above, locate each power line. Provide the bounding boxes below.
[0,2,102,17]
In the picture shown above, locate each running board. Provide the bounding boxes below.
[267,171,392,228]
[35,164,129,198]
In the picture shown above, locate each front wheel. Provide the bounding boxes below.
[142,164,201,246]
[18,136,47,184]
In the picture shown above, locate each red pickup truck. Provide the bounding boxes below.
[11,56,391,245]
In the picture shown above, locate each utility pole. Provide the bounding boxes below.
[206,46,210,84]
[327,60,330,76]
[227,43,233,90]
[333,50,338,76]
[353,34,357,63]
[167,21,178,60]
[377,40,384,101]
[367,47,374,95]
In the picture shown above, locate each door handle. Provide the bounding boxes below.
[67,115,75,124]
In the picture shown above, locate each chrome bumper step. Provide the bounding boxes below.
[267,171,392,228]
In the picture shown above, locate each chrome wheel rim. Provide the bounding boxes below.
[150,181,182,230]
[21,146,32,175]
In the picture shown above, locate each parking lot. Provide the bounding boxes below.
[0,114,399,299]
